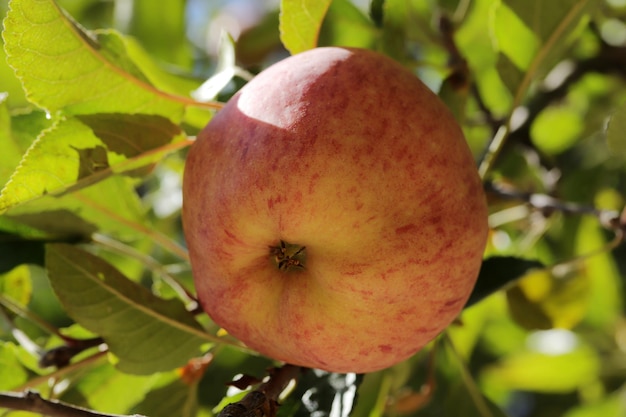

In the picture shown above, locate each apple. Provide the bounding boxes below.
[182,47,488,373]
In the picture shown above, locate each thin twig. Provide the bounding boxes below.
[0,390,146,417]
[485,180,622,231]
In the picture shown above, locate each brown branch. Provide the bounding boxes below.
[217,364,303,417]
[486,180,624,234]
[0,390,147,417]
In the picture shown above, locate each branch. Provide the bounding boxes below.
[485,180,622,232]
[0,390,147,417]
[217,364,303,417]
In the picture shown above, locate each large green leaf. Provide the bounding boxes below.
[279,0,333,54]
[2,0,185,119]
[493,0,595,95]
[0,113,186,213]
[45,243,210,374]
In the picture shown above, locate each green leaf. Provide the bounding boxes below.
[0,113,186,213]
[0,343,29,390]
[0,99,50,190]
[564,390,626,417]
[318,0,379,50]
[279,0,333,54]
[45,243,209,374]
[606,102,626,160]
[131,374,199,417]
[531,105,584,155]
[575,217,623,327]
[0,93,21,187]
[465,257,544,308]
[60,362,161,415]
[125,0,192,68]
[505,0,591,43]
[507,268,590,331]
[483,341,600,393]
[493,0,596,99]
[0,264,33,305]
[496,53,525,95]
[2,0,185,119]
[493,3,540,71]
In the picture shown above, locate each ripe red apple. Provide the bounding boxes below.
[182,47,488,373]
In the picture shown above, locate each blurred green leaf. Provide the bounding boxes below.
[507,268,590,330]
[377,0,408,61]
[350,371,387,417]
[465,257,544,308]
[236,11,281,66]
[496,53,525,95]
[493,4,540,71]
[482,341,600,393]
[0,114,185,213]
[45,243,209,374]
[575,217,623,328]
[318,0,379,49]
[531,105,584,155]
[0,343,29,390]
[3,0,185,119]
[60,361,160,415]
[443,381,509,417]
[564,388,626,417]
[0,264,32,306]
[125,0,192,68]
[279,0,332,54]
[606,102,626,160]
[504,0,593,43]
[493,0,596,102]
[132,373,200,417]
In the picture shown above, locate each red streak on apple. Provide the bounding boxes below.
[183,47,488,373]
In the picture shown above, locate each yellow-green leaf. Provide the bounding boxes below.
[2,0,185,119]
[279,0,333,54]
[0,114,186,213]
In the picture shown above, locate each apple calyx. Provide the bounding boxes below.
[269,240,306,272]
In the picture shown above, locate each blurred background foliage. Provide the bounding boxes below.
[1,0,626,416]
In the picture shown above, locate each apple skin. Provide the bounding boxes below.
[182,47,488,373]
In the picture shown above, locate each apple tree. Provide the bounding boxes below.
[1,1,626,417]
